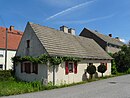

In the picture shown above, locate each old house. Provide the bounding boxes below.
[0,26,23,70]
[15,22,112,85]
[80,28,124,54]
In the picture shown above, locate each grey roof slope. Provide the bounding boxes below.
[85,28,124,46]
[29,22,112,60]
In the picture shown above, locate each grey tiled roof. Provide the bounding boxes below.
[29,22,112,60]
[86,28,124,46]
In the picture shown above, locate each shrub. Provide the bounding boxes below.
[0,70,14,81]
[126,68,130,74]
[111,60,117,74]
[86,65,96,79]
[98,64,107,77]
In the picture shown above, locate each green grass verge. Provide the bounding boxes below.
[0,73,127,96]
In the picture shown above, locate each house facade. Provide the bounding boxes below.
[80,28,124,54]
[0,26,23,70]
[15,22,112,85]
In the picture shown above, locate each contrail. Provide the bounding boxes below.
[55,14,115,24]
[46,0,96,21]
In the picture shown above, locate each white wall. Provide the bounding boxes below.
[15,59,111,85]
[15,62,48,82]
[0,49,16,70]
[48,60,111,85]
[107,46,121,54]
[16,23,46,57]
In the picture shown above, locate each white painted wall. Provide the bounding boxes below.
[107,46,121,53]
[16,23,46,57]
[15,59,111,85]
[15,62,48,82]
[0,49,16,70]
[48,60,111,85]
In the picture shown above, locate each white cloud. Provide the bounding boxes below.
[119,38,126,43]
[46,0,96,21]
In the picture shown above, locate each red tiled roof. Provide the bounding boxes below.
[0,26,23,50]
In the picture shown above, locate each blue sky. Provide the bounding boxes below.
[0,0,130,43]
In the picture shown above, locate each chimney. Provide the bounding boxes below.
[109,34,112,37]
[68,28,75,35]
[115,37,119,40]
[9,26,14,31]
[60,26,68,33]
[95,30,98,32]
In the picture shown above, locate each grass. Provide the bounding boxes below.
[0,73,127,96]
[0,79,44,96]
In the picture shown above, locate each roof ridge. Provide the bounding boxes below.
[85,28,124,45]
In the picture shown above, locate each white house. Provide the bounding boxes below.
[15,22,112,85]
[0,26,23,70]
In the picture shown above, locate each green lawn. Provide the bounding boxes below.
[0,80,44,96]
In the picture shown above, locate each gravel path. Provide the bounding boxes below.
[2,75,130,98]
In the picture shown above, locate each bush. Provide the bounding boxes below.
[98,64,107,77]
[86,65,96,79]
[111,60,117,74]
[0,70,14,81]
[126,68,130,74]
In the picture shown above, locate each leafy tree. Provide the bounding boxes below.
[113,45,130,73]
[86,65,96,79]
[98,64,107,77]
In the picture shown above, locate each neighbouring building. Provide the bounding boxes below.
[0,26,23,70]
[15,22,112,85]
[80,28,124,54]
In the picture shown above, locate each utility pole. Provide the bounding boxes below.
[5,28,8,70]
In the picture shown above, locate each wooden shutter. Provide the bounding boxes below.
[21,62,23,73]
[65,61,69,75]
[74,62,77,74]
[105,63,107,70]
[32,63,38,74]
[35,63,38,74]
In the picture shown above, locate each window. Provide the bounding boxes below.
[27,40,30,48]
[24,62,31,74]
[68,62,73,72]
[21,62,38,74]
[89,63,93,66]
[65,61,77,74]
[0,64,3,70]
[0,54,3,57]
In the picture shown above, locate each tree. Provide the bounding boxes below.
[98,64,107,77]
[86,64,96,79]
[113,45,130,73]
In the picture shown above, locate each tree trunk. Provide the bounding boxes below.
[90,74,93,79]
[102,73,103,78]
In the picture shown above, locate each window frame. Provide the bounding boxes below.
[65,61,77,74]
[21,61,38,74]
